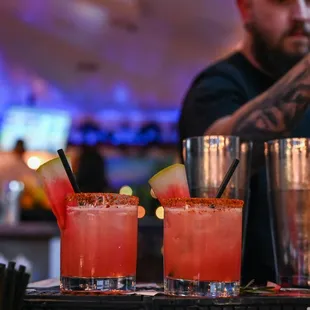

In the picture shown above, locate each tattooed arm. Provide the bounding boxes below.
[206,56,310,141]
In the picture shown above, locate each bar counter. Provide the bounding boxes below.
[0,222,59,282]
[0,222,59,238]
[23,287,310,310]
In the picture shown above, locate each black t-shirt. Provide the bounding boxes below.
[179,52,310,284]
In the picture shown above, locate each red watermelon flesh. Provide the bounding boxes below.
[37,157,75,230]
[148,164,190,204]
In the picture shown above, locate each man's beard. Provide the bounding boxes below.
[249,23,309,79]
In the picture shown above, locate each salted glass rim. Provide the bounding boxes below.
[66,193,139,206]
[161,197,244,208]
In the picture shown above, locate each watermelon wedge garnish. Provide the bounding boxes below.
[37,157,75,230]
[148,164,190,204]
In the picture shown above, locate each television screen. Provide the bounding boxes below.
[0,107,72,152]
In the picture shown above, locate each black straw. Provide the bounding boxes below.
[16,271,30,310]
[216,159,240,198]
[0,263,29,310]
[3,261,16,310]
[0,264,5,308]
[13,265,26,310]
[57,149,80,193]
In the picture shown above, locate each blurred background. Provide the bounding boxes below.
[0,0,243,283]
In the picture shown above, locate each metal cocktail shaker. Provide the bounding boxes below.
[265,138,310,287]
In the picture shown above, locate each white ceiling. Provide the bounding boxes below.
[0,0,243,114]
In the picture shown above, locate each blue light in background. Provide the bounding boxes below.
[85,131,99,146]
[113,84,130,105]
[70,131,84,145]
[0,51,180,132]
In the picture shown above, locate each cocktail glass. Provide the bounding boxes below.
[163,197,244,297]
[60,193,139,294]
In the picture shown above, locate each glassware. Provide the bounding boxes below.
[265,138,310,287]
[60,193,139,294]
[183,135,252,285]
[163,197,244,297]
[182,136,252,200]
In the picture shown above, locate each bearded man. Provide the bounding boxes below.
[179,0,310,285]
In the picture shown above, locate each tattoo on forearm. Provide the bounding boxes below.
[232,59,310,140]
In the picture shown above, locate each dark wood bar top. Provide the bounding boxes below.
[0,222,59,239]
[23,286,310,310]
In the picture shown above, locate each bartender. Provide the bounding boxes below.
[179,0,310,285]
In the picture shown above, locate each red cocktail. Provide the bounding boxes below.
[163,197,243,297]
[60,193,139,294]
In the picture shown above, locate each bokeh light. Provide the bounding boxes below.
[27,156,42,170]
[138,206,146,219]
[119,185,133,196]
[155,206,164,219]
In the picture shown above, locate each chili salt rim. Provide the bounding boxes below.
[161,197,243,208]
[66,193,139,206]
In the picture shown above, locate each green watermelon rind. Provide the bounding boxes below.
[37,156,71,175]
[148,163,185,183]
[148,163,190,203]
